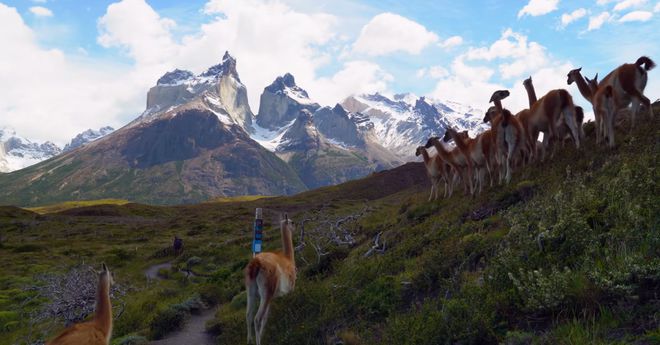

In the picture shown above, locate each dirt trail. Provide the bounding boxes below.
[149,308,216,345]
[144,262,216,345]
[144,262,173,280]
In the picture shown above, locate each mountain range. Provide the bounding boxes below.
[0,52,486,206]
[0,126,114,173]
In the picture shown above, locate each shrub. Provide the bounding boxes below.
[148,307,187,340]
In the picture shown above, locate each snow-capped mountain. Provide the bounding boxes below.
[0,52,489,205]
[255,73,319,130]
[342,93,489,159]
[63,126,115,152]
[252,73,401,188]
[0,128,62,173]
[138,51,253,130]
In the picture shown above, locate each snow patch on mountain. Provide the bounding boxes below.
[0,127,62,172]
[341,93,488,159]
[63,126,114,152]
[251,119,297,151]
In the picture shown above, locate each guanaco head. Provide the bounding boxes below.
[483,106,498,123]
[585,73,598,94]
[489,90,510,103]
[567,67,582,85]
[523,76,533,88]
[415,146,425,156]
[443,129,470,143]
[281,213,294,228]
[100,263,114,286]
[424,136,440,149]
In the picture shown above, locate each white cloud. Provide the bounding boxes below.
[518,0,560,18]
[463,29,548,79]
[353,12,438,56]
[416,66,449,79]
[613,0,647,11]
[98,0,177,66]
[312,61,393,105]
[588,11,612,30]
[619,10,653,21]
[655,2,660,12]
[428,29,578,114]
[0,3,144,144]
[561,8,587,27]
[1,0,394,144]
[29,6,52,17]
[439,36,463,49]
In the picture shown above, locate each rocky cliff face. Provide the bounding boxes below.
[143,52,253,130]
[256,73,319,130]
[312,104,364,148]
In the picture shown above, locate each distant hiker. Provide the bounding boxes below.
[173,236,184,256]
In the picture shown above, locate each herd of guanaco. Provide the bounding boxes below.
[46,56,653,345]
[417,56,655,200]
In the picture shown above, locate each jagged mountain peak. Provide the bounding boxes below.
[141,51,253,130]
[414,96,438,114]
[265,73,306,95]
[256,73,318,130]
[63,126,115,152]
[332,103,348,117]
[201,51,239,81]
[157,69,194,86]
[0,128,62,172]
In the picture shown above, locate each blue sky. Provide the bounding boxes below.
[1,0,659,144]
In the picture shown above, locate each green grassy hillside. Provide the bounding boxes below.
[0,106,657,345]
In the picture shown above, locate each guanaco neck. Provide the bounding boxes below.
[493,99,503,114]
[572,72,593,103]
[449,130,469,152]
[281,222,294,262]
[419,148,431,164]
[431,140,453,162]
[94,274,112,337]
[523,80,537,107]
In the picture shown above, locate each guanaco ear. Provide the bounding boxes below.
[102,263,108,272]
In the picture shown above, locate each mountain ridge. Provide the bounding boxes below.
[0,53,486,205]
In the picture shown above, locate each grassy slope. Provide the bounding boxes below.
[0,107,658,345]
[26,199,130,214]
[0,133,308,207]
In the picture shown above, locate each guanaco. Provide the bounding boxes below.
[47,264,114,345]
[245,215,297,345]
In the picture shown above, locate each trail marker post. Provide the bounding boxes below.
[252,208,263,257]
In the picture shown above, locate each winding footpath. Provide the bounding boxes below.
[144,262,216,345]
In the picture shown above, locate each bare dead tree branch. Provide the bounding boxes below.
[24,265,128,327]
[294,204,371,263]
[363,231,387,257]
